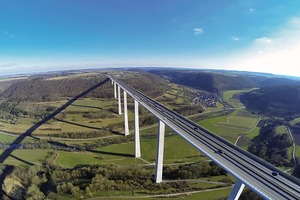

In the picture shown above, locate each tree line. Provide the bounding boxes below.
[249,119,293,167]
[0,160,228,199]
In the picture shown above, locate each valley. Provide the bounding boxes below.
[0,69,299,199]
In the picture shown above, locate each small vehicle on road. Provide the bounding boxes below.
[217,149,223,154]
[272,171,279,176]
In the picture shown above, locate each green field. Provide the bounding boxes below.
[223,90,250,109]
[199,114,258,143]
[0,97,129,135]
[223,90,243,101]
[0,132,38,143]
[275,125,288,135]
[49,133,206,168]
[2,126,204,168]
[155,84,195,109]
[246,126,260,139]
[0,81,198,138]
[0,130,210,168]
[296,145,300,157]
[81,187,232,200]
[97,135,205,165]
[1,149,53,166]
[56,150,146,168]
[287,146,295,161]
[198,90,259,144]
[0,87,259,163]
[290,118,300,126]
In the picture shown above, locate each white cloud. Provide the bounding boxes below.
[177,16,300,77]
[258,50,264,54]
[249,8,255,13]
[231,36,240,41]
[253,37,272,44]
[0,30,15,39]
[230,42,300,76]
[288,17,300,27]
[219,16,300,77]
[251,37,274,54]
[193,27,204,35]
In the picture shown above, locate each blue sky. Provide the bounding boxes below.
[1,0,300,76]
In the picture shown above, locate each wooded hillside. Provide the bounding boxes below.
[149,69,300,95]
[0,72,170,102]
[241,85,300,118]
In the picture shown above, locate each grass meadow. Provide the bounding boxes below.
[97,134,206,165]
[0,82,196,136]
[1,149,53,166]
[0,133,207,169]
[198,90,259,144]
[75,187,233,200]
[296,145,300,157]
[0,88,260,168]
[199,113,258,143]
[290,117,300,126]
[0,132,38,143]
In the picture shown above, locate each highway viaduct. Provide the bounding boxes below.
[108,75,300,200]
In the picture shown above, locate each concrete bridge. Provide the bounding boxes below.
[108,75,300,200]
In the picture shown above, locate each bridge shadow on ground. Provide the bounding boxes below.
[70,104,104,110]
[9,155,34,166]
[54,117,106,131]
[88,149,134,158]
[0,78,110,199]
[111,130,125,136]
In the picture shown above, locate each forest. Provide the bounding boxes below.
[0,161,229,199]
[242,85,300,119]
[249,119,293,167]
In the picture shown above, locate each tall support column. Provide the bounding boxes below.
[118,85,122,114]
[114,82,117,99]
[228,179,245,200]
[155,120,165,183]
[123,91,129,136]
[134,100,141,158]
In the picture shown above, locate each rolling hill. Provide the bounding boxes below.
[241,85,300,118]
[148,69,300,95]
[0,72,170,102]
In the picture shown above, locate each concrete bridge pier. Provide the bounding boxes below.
[155,120,165,183]
[134,100,141,158]
[123,91,129,136]
[118,85,122,114]
[114,82,117,99]
[228,179,245,200]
